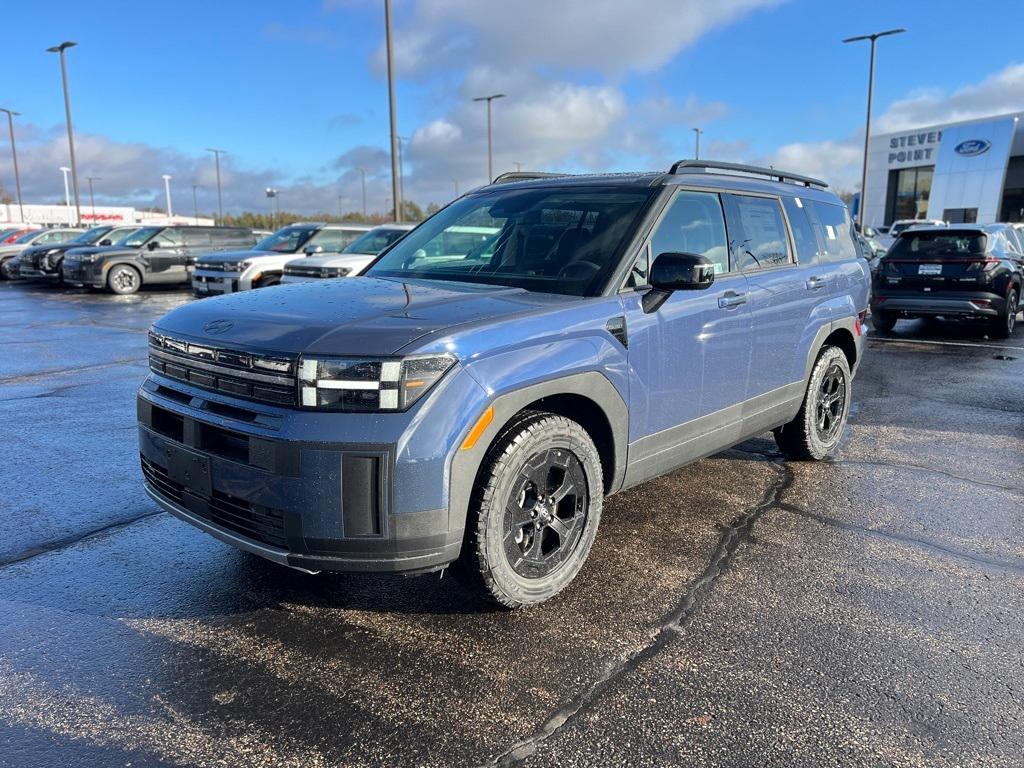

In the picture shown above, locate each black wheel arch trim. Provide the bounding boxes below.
[447,371,628,546]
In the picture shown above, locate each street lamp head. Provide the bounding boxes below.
[473,93,506,102]
[46,41,77,53]
[205,147,226,154]
[0,108,20,117]
[842,28,906,43]
[59,166,71,173]
[162,174,172,181]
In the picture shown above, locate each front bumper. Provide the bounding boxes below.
[62,259,104,287]
[136,371,484,573]
[280,274,320,284]
[871,289,1006,318]
[192,269,242,295]
[19,267,60,282]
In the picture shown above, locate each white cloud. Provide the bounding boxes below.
[756,63,1024,192]
[379,0,784,77]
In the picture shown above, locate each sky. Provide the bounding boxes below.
[3,0,1024,217]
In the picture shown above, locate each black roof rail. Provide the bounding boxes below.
[491,171,572,185]
[668,160,828,189]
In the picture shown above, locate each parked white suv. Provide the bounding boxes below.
[280,224,414,283]
[192,223,371,295]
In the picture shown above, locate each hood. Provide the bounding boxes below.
[153,277,575,356]
[23,242,84,257]
[290,254,373,269]
[197,247,275,264]
[64,245,136,259]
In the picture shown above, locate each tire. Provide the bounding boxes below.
[460,410,603,608]
[107,264,142,295]
[255,273,281,289]
[872,310,897,333]
[774,346,852,461]
[990,288,1018,339]
[0,259,15,280]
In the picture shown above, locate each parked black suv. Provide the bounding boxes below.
[62,225,259,295]
[19,225,140,283]
[871,224,1023,337]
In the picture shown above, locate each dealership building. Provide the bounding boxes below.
[0,203,213,228]
[860,112,1024,227]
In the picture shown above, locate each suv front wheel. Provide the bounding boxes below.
[774,346,852,460]
[461,411,603,608]
[107,264,142,295]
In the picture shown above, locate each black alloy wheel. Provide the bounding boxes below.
[814,363,847,444]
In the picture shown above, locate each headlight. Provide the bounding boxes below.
[82,253,101,262]
[323,267,352,278]
[298,354,456,411]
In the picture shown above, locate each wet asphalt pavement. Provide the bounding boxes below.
[1,281,1022,767]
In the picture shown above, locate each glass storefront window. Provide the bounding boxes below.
[885,166,934,224]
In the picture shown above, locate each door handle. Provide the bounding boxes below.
[805,275,828,290]
[718,291,747,309]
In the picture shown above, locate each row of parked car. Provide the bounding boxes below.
[0,221,418,295]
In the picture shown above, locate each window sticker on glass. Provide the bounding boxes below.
[825,224,836,240]
[794,198,803,208]
[714,262,725,274]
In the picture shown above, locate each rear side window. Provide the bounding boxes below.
[806,201,857,263]
[182,230,212,247]
[722,194,791,271]
[782,197,819,266]
[649,190,730,275]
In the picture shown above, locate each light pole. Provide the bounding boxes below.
[843,27,906,233]
[397,136,410,214]
[59,166,72,226]
[692,128,703,160]
[384,0,402,222]
[191,184,199,224]
[205,148,226,224]
[86,175,101,219]
[47,41,81,225]
[0,108,25,223]
[162,174,173,218]
[265,187,278,230]
[453,179,459,197]
[337,195,345,219]
[356,167,367,217]
[473,93,505,182]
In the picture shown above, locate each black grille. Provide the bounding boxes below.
[149,332,297,407]
[142,455,287,548]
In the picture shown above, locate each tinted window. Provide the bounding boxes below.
[342,228,410,255]
[182,229,212,247]
[782,197,819,266]
[121,227,162,247]
[153,228,183,247]
[889,231,986,259]
[806,201,857,263]
[649,190,729,275]
[723,194,791,271]
[255,226,319,252]
[366,187,656,296]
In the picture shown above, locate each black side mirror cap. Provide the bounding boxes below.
[643,252,716,313]
[147,241,160,250]
[99,239,111,246]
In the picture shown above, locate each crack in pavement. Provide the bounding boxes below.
[778,502,1024,575]
[0,511,163,570]
[486,456,793,768]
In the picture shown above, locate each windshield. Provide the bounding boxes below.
[14,230,42,244]
[889,231,986,259]
[342,228,409,255]
[364,187,656,296]
[120,227,162,247]
[255,226,319,253]
[73,227,114,245]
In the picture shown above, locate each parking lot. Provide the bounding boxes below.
[1,281,1022,767]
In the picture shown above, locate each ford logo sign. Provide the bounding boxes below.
[955,139,991,157]
[203,319,234,335]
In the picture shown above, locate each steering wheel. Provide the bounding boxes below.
[558,260,601,282]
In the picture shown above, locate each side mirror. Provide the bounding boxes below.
[643,252,716,313]
[99,239,112,246]
[147,240,160,251]
[304,244,324,255]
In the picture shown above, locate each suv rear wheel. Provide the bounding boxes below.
[872,310,897,333]
[990,288,1018,339]
[774,346,852,460]
[107,264,142,295]
[461,411,602,608]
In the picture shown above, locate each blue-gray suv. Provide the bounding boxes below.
[137,161,869,607]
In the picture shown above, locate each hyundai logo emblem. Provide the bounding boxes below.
[955,139,991,157]
[203,319,234,335]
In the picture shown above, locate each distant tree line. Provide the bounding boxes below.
[221,199,441,231]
